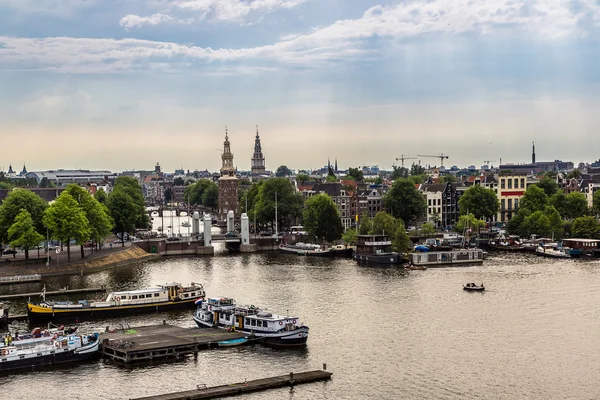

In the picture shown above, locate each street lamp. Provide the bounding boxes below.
[46,226,50,267]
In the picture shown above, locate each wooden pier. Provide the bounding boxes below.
[0,286,106,300]
[130,370,333,400]
[101,324,247,364]
[0,274,41,285]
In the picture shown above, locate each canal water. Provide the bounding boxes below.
[3,252,600,399]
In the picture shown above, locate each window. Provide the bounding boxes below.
[263,321,268,327]
[514,179,518,188]
[428,199,432,205]
[251,319,256,326]
[246,318,250,325]
[501,199,505,210]
[132,295,138,299]
[514,199,519,210]
[501,179,505,189]
[508,199,512,210]
[438,199,441,205]
[154,293,160,297]
[146,294,152,298]
[508,179,512,189]
[184,293,189,298]
[520,178,525,188]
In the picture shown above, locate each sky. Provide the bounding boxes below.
[1,0,600,173]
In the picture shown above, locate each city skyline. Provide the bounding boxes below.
[2,1,600,171]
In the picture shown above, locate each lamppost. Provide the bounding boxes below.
[45,226,50,267]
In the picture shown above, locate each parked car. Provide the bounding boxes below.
[2,249,18,255]
[225,231,237,238]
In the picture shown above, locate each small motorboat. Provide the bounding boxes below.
[463,283,485,291]
[217,337,249,348]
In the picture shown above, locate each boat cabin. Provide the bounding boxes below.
[356,235,393,255]
[562,239,600,250]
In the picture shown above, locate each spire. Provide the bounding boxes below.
[7,163,14,174]
[251,125,266,175]
[256,124,259,138]
[335,158,338,173]
[225,125,229,142]
[21,164,27,176]
[532,141,536,164]
[221,126,235,177]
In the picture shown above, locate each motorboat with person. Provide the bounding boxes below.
[463,283,485,291]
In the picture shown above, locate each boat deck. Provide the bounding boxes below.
[130,370,333,400]
[100,324,246,364]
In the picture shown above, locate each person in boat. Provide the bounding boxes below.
[481,283,484,288]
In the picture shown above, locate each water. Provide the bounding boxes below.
[3,252,600,399]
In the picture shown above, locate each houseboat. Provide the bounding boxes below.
[1,326,78,349]
[193,297,309,347]
[561,239,600,258]
[27,282,205,323]
[410,248,484,266]
[0,331,100,372]
[278,243,332,256]
[535,243,571,259]
[353,235,400,265]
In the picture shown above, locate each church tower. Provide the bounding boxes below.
[218,127,239,223]
[251,125,266,176]
[532,141,536,164]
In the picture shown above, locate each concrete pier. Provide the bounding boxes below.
[0,286,106,300]
[130,370,333,400]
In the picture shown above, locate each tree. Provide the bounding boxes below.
[63,184,113,255]
[302,193,343,242]
[347,167,364,182]
[549,192,567,218]
[94,188,108,204]
[254,178,303,230]
[43,192,90,262]
[456,213,486,234]
[296,173,310,182]
[390,166,409,180]
[8,209,44,265]
[185,180,212,205]
[384,178,427,226]
[369,212,410,253]
[440,174,457,183]
[594,190,600,215]
[39,177,55,188]
[164,187,173,204]
[0,188,48,244]
[275,165,292,177]
[358,213,372,235]
[202,183,219,209]
[325,175,338,183]
[520,185,548,213]
[571,216,600,239]
[173,177,185,186]
[519,206,563,238]
[107,189,139,247]
[535,176,558,197]
[418,222,436,236]
[458,185,499,220]
[342,228,358,245]
[111,176,148,229]
[410,163,425,176]
[563,192,588,220]
[566,169,582,180]
[0,182,11,190]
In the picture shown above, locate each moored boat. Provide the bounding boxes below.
[27,282,205,323]
[331,244,353,257]
[0,331,100,372]
[353,234,400,265]
[535,244,571,259]
[278,243,331,257]
[194,297,308,347]
[1,325,78,349]
[217,337,248,347]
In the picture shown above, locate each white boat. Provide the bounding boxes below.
[1,325,78,349]
[0,331,100,372]
[535,244,571,259]
[193,297,309,347]
[278,243,331,256]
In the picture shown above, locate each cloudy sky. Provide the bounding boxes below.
[1,0,600,173]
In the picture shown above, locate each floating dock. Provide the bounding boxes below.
[0,274,42,285]
[0,286,106,300]
[101,324,246,364]
[130,370,333,400]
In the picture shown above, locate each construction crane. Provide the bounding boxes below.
[417,153,449,167]
[395,155,417,168]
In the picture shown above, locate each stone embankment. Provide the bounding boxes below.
[0,246,158,278]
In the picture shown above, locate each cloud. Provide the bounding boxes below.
[120,13,175,30]
[2,0,600,72]
[174,0,306,21]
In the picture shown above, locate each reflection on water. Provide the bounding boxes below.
[3,252,600,399]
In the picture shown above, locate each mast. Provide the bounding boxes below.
[275,191,278,242]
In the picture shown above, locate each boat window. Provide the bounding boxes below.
[251,319,256,326]
[263,321,268,327]
[191,292,195,296]
[184,294,189,298]
[245,318,250,325]
[146,294,152,298]
[154,293,160,297]
[132,295,138,299]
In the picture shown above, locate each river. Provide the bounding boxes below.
[2,251,600,399]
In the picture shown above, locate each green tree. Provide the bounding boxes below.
[202,183,219,209]
[0,188,48,244]
[535,176,558,197]
[440,174,457,183]
[410,163,425,176]
[164,187,173,204]
[594,190,600,215]
[358,213,372,235]
[296,173,310,182]
[390,166,408,180]
[369,212,410,253]
[519,206,563,238]
[275,165,292,177]
[107,189,140,247]
[458,185,499,220]
[112,176,148,229]
[0,182,12,190]
[566,169,582,180]
[347,167,364,182]
[549,192,567,218]
[342,228,358,245]
[94,188,108,204]
[384,178,427,226]
[456,213,486,234]
[571,216,600,239]
[43,192,90,262]
[325,175,338,183]
[520,185,548,213]
[408,174,426,185]
[184,180,212,205]
[254,178,303,230]
[418,222,436,236]
[563,192,588,220]
[8,209,44,265]
[64,184,113,255]
[303,193,343,242]
[39,177,55,188]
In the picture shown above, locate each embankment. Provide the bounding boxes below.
[0,246,158,278]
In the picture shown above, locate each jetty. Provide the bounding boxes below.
[0,274,42,285]
[101,324,246,364]
[0,286,106,300]
[130,370,333,400]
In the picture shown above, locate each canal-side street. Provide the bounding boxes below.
[2,252,600,400]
